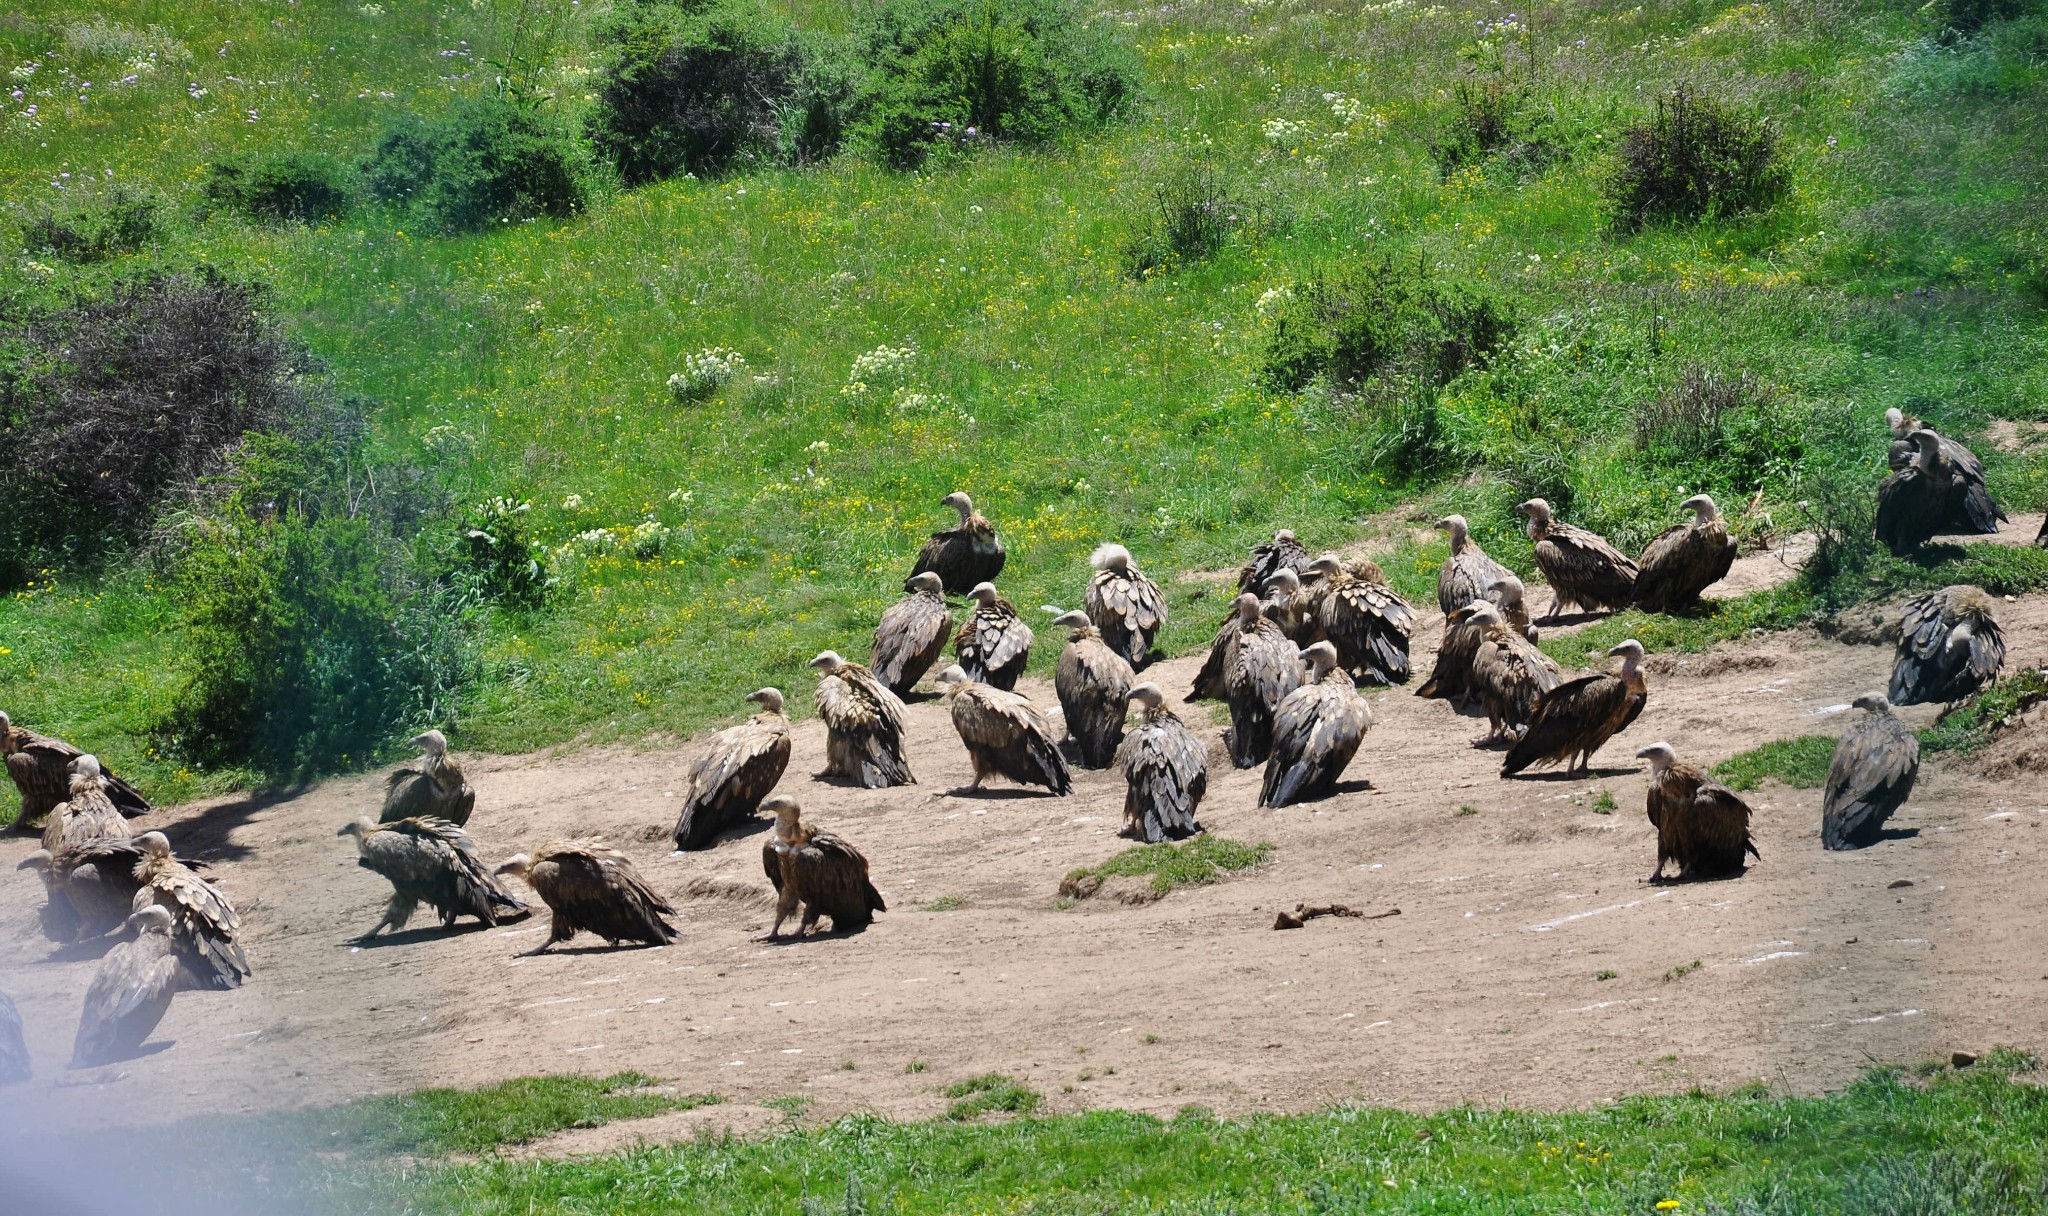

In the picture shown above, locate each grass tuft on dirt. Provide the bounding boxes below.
[316,1073,719,1158]
[943,1074,1043,1122]
[1919,668,2048,758]
[1713,735,1838,791]
[1061,836,1272,899]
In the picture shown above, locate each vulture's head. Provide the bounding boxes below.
[1299,641,1340,677]
[941,491,974,519]
[1680,494,1719,523]
[412,730,450,757]
[745,687,787,715]
[0,710,12,743]
[1091,543,1134,573]
[1127,683,1167,711]
[907,571,946,595]
[1436,514,1471,546]
[1264,568,1302,595]
[966,582,1001,607]
[69,753,102,780]
[1232,592,1264,624]
[1885,406,1906,436]
[337,817,378,842]
[1487,575,1526,608]
[127,903,174,937]
[1449,600,1505,627]
[1515,498,1553,525]
[1309,553,1346,579]
[1851,691,1893,714]
[135,831,173,861]
[15,848,51,874]
[1608,639,1647,666]
[1634,742,1678,771]
[1906,429,1942,470]
[762,794,804,838]
[1350,557,1387,584]
[1051,609,1094,635]
[810,650,849,675]
[493,853,534,881]
[1273,528,1298,544]
[936,665,972,693]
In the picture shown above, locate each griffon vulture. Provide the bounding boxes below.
[1488,573,1539,643]
[1889,585,2004,706]
[1260,642,1373,808]
[761,795,885,937]
[1417,577,1524,706]
[870,572,955,696]
[70,905,181,1068]
[41,756,132,854]
[339,816,528,942]
[1885,409,2004,533]
[672,689,791,850]
[1117,684,1206,843]
[380,730,475,827]
[0,993,25,1084]
[1,711,149,827]
[1502,640,1648,777]
[1435,515,1512,617]
[954,582,1034,691]
[1307,555,1414,686]
[1822,693,1920,850]
[1638,743,1759,883]
[935,666,1072,795]
[18,837,148,943]
[1460,601,1562,745]
[812,651,915,788]
[909,492,1006,594]
[133,832,250,990]
[1259,567,1318,643]
[1050,611,1133,769]
[1517,498,1638,618]
[1238,529,1314,595]
[1190,593,1303,768]
[496,842,679,953]
[1085,544,1167,667]
[1632,495,1738,612]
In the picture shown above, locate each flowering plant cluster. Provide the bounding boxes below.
[667,346,748,400]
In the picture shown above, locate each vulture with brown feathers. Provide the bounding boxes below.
[1051,610,1133,769]
[70,905,181,1069]
[761,795,885,937]
[1877,431,1979,555]
[1,711,149,828]
[1261,642,1373,808]
[1435,515,1513,618]
[1460,601,1562,745]
[1638,743,1759,883]
[1488,573,1539,643]
[1822,693,1919,851]
[340,816,529,942]
[0,993,25,1084]
[1416,577,1524,707]
[496,841,679,953]
[936,666,1072,795]
[1885,409,2005,534]
[1085,543,1167,668]
[1238,529,1314,595]
[1306,555,1414,686]
[1117,684,1206,842]
[909,491,1006,594]
[811,651,915,788]
[870,571,955,696]
[380,730,475,827]
[1517,498,1637,618]
[1258,567,1318,643]
[953,582,1034,691]
[1502,640,1648,777]
[18,837,148,943]
[1631,495,1738,612]
[1889,585,2004,706]
[1190,593,1303,768]
[41,756,132,854]
[672,688,791,851]
[133,832,250,990]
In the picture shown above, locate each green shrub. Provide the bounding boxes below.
[943,1074,1041,1120]
[1261,254,1514,394]
[1122,163,1240,278]
[201,151,355,224]
[461,496,554,607]
[1933,0,2046,35]
[364,96,592,234]
[1606,84,1788,231]
[1431,76,1560,180]
[1635,366,1803,495]
[853,0,1139,170]
[21,185,168,262]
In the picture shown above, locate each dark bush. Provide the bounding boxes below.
[201,151,356,224]
[1430,77,1560,180]
[364,96,592,233]
[461,495,555,607]
[854,0,1139,170]
[1635,365,1802,494]
[1934,0,2045,34]
[22,185,168,262]
[1261,255,1515,394]
[1123,164,1239,278]
[1606,84,1787,232]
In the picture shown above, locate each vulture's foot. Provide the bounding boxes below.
[520,941,556,957]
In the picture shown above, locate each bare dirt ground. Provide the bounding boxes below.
[3,533,2046,1150]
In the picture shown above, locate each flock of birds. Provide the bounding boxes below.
[0,404,2029,1083]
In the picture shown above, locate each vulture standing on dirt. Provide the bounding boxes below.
[1116,684,1206,843]
[41,756,132,854]
[18,837,148,943]
[1886,409,2005,533]
[1,712,149,828]
[1238,529,1314,595]
[1258,567,1318,643]
[1502,640,1648,777]
[909,491,1005,595]
[1517,498,1638,619]
[761,795,885,937]
[870,572,955,696]
[1637,743,1760,883]
[1261,642,1373,808]
[1822,693,1920,850]
[1050,611,1133,769]
[1889,585,2005,706]
[70,905,181,1069]
[1307,555,1415,686]
[1876,430,2003,554]
[133,832,250,990]
[953,582,1034,691]
[1190,593,1303,768]
[935,666,1072,795]
[672,688,791,851]
[1416,577,1521,706]
[0,993,26,1084]
[339,816,528,941]
[1435,515,1512,618]
[1460,601,1562,745]
[1631,495,1738,612]
[1085,544,1168,668]
[495,842,679,953]
[811,651,915,788]
[1488,573,1539,643]
[380,730,475,827]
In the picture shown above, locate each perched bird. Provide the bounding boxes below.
[1258,567,1318,644]
[41,756,132,854]
[339,816,528,942]
[1306,555,1414,686]
[1085,544,1167,668]
[761,795,885,938]
[1261,642,1373,808]
[870,572,955,696]
[1,711,149,828]
[936,666,1072,795]
[1416,577,1523,707]
[1238,529,1314,595]
[17,837,148,943]
[1050,610,1134,769]
[70,905,181,1069]
[1461,601,1562,745]
[495,842,679,954]
[1632,495,1738,612]
[953,582,1034,691]
[1889,586,2004,706]
[909,491,1005,594]
[1502,640,1648,777]
[1517,498,1637,619]
[672,689,791,851]
[1637,743,1759,883]
[1435,515,1512,617]
[1189,593,1303,768]
[811,651,915,788]
[1487,573,1539,643]
[1822,693,1920,851]
[1876,431,1954,555]
[380,730,475,827]
[1885,408,2005,534]
[1117,684,1207,842]
[0,992,26,1085]
[132,832,250,990]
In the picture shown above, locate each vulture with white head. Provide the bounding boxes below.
[381,730,475,827]
[1458,601,1562,745]
[70,905,181,1068]
[1516,498,1637,618]
[1822,693,1919,850]
[1638,743,1759,883]
[1261,642,1373,808]
[133,832,249,990]
[909,492,1006,594]
[1238,529,1314,595]
[18,837,148,943]
[1307,555,1414,686]
[1435,515,1512,618]
[672,689,791,850]
[936,666,1072,795]
[1050,610,1133,769]
[870,572,955,696]
[1877,431,1963,555]
[340,816,528,942]
[953,582,1033,691]
[1502,640,1648,777]
[1116,684,1206,842]
[1189,593,1303,768]
[1889,585,2004,706]
[1259,568,1317,644]
[1487,573,1539,643]
[1885,408,2004,534]
[1,711,148,828]
[811,651,914,788]
[496,842,679,953]
[1085,544,1167,668]
[41,756,131,854]
[761,795,885,937]
[1417,577,1523,706]
[1631,495,1738,612]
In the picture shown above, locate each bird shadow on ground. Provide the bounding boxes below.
[40,935,124,965]
[943,786,1060,801]
[1506,767,1639,783]
[1537,610,1613,629]
[900,690,945,706]
[159,787,310,864]
[72,1040,174,1069]
[755,925,872,946]
[1876,827,1922,843]
[348,920,499,950]
[809,771,895,790]
[1648,867,1752,886]
[520,941,670,958]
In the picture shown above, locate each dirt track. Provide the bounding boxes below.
[2,527,2046,1147]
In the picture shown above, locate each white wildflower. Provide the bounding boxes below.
[1255,285,1294,314]
[1324,92,1364,123]
[667,488,693,504]
[842,343,916,396]
[629,518,670,559]
[561,494,584,510]
[1262,117,1310,144]
[668,346,747,401]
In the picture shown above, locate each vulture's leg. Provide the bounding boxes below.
[767,886,801,939]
